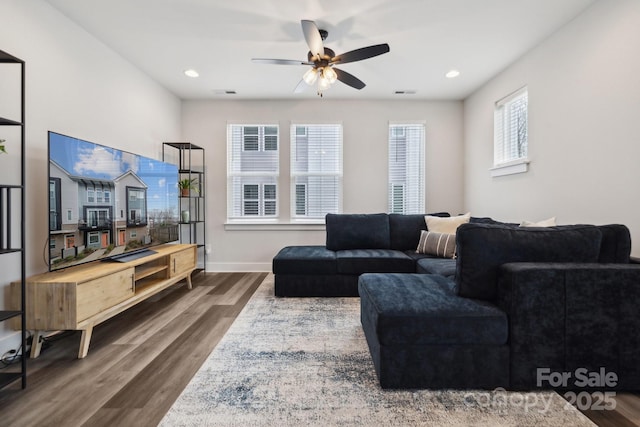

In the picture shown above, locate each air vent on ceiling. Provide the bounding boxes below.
[394,90,417,95]
[213,89,237,95]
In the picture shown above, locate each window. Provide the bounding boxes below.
[126,187,147,225]
[290,124,342,220]
[390,184,405,214]
[295,184,307,216]
[49,178,61,231]
[96,189,103,203]
[494,87,528,172]
[86,208,110,227]
[87,188,95,203]
[264,184,277,215]
[388,123,425,214]
[88,232,100,245]
[228,124,279,219]
[104,190,111,204]
[242,125,278,151]
[243,184,259,215]
[264,127,278,151]
[243,126,259,151]
[240,183,276,216]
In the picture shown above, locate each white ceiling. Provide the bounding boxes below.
[45,0,596,101]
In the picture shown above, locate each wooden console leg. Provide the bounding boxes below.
[78,326,93,359]
[30,330,44,358]
[186,273,193,290]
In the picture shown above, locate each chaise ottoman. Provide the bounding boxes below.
[358,273,510,389]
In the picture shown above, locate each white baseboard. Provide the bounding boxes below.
[206,262,271,272]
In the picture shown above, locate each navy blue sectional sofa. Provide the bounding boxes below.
[272,212,453,297]
[272,213,640,391]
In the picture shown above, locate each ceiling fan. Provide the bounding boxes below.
[252,20,390,96]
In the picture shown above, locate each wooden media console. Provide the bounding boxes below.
[11,243,197,359]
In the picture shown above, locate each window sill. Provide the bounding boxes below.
[224,220,325,231]
[490,159,530,177]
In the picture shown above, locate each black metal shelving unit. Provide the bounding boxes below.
[0,49,27,389]
[163,142,206,271]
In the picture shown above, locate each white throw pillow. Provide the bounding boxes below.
[425,212,471,234]
[520,217,557,227]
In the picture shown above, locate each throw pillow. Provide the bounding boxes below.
[416,230,457,258]
[425,212,471,234]
[520,217,557,227]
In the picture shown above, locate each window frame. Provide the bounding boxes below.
[125,186,147,226]
[388,122,425,215]
[227,124,280,221]
[290,123,343,221]
[492,86,530,177]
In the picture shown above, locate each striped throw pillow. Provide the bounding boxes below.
[416,230,457,259]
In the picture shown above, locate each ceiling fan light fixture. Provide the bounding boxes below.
[317,75,331,91]
[303,68,318,85]
[323,67,337,84]
[253,20,390,97]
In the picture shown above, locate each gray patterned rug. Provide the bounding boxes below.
[161,274,595,426]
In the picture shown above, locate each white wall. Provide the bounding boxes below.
[182,99,464,271]
[0,1,181,353]
[463,0,640,256]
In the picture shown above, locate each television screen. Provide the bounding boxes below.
[48,131,179,271]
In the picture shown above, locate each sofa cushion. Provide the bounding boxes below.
[597,224,631,263]
[416,257,457,277]
[326,213,390,250]
[425,212,470,234]
[272,246,337,275]
[416,230,456,258]
[389,212,450,251]
[336,249,415,274]
[455,223,603,301]
[358,273,508,345]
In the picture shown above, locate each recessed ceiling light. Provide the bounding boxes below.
[184,69,199,78]
[445,70,460,79]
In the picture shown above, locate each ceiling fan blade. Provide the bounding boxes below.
[252,58,313,65]
[301,20,324,57]
[331,43,390,65]
[294,79,309,93]
[333,68,366,90]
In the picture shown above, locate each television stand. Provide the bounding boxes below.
[11,243,196,359]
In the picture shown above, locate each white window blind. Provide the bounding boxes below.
[228,124,279,219]
[290,124,342,219]
[388,123,425,214]
[494,87,528,166]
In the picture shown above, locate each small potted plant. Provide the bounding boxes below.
[0,139,6,154]
[178,178,198,196]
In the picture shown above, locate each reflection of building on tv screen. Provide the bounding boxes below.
[48,132,179,271]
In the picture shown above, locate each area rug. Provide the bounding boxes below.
[161,274,595,427]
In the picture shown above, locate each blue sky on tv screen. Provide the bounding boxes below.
[49,132,179,212]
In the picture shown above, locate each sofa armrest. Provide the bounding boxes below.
[497,262,640,390]
[630,256,640,264]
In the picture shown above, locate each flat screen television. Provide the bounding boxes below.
[48,131,179,271]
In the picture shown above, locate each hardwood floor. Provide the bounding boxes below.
[0,272,267,427]
[0,271,638,427]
